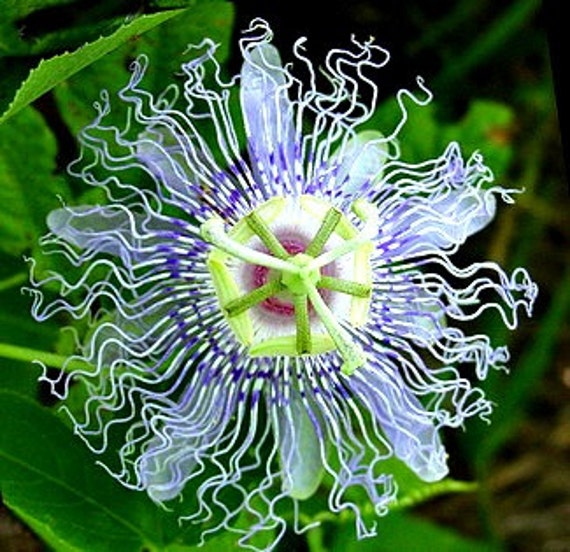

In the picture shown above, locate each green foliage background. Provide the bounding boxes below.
[0,1,567,551]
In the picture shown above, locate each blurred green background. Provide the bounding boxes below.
[0,1,567,551]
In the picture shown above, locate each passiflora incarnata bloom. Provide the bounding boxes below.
[29,18,537,550]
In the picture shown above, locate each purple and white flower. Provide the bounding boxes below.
[29,18,537,550]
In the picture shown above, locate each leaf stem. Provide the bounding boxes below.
[0,272,28,292]
[0,343,84,371]
[391,479,478,511]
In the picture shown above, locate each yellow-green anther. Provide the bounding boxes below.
[305,283,366,375]
[225,279,284,317]
[201,217,298,274]
[245,210,289,259]
[318,276,371,298]
[351,198,378,225]
[304,207,342,257]
[308,200,378,270]
[207,257,253,345]
[293,294,311,354]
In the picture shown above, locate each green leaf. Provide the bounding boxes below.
[0,252,62,398]
[53,0,235,137]
[0,391,194,552]
[366,97,514,180]
[0,8,185,124]
[1,1,134,57]
[0,360,42,400]
[329,511,497,552]
[163,530,243,551]
[0,107,69,256]
[441,100,514,180]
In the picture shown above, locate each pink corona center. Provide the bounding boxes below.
[248,233,335,317]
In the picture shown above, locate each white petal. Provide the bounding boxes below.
[47,205,136,257]
[136,135,190,197]
[429,188,497,246]
[139,434,198,503]
[47,205,178,262]
[240,44,296,183]
[350,366,448,482]
[332,130,389,194]
[275,390,324,500]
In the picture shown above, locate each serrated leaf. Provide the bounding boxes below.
[0,107,69,255]
[53,0,235,137]
[0,8,185,124]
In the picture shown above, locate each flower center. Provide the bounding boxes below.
[200,195,376,375]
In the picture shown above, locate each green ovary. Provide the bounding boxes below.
[280,254,321,295]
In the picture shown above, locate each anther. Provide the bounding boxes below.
[308,200,378,270]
